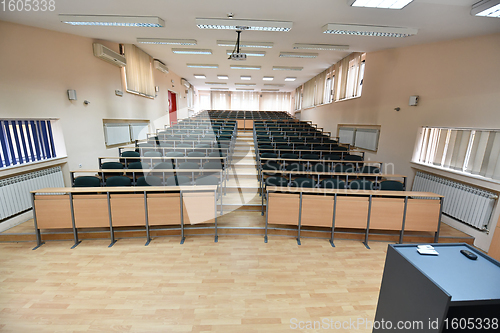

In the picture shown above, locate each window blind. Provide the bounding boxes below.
[0,120,56,168]
[104,124,131,146]
[123,44,155,98]
[355,128,379,151]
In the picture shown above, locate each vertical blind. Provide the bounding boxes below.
[296,52,366,110]
[0,120,56,168]
[123,44,155,98]
[416,127,500,180]
[197,91,291,111]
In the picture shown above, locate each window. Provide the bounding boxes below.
[294,86,302,111]
[103,120,150,147]
[415,127,500,180]
[0,120,57,168]
[338,124,381,152]
[337,53,366,101]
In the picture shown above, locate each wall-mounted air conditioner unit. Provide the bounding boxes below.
[181,78,190,88]
[154,60,169,74]
[92,43,126,67]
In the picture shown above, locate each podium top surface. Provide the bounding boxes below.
[393,244,500,302]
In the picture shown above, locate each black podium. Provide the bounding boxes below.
[373,243,500,332]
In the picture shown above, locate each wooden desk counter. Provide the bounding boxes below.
[31,186,219,250]
[264,186,443,247]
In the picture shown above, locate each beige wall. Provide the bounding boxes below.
[0,20,189,178]
[298,33,500,251]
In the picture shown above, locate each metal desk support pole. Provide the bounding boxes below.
[363,195,372,249]
[107,192,117,247]
[69,193,81,249]
[264,191,269,243]
[399,196,409,244]
[214,188,218,243]
[261,182,265,216]
[297,192,303,246]
[180,190,185,244]
[144,191,151,246]
[31,193,44,250]
[435,197,444,243]
[330,193,337,247]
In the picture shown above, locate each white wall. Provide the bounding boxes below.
[297,33,500,251]
[0,20,188,178]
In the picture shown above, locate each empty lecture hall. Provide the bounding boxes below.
[1,0,500,332]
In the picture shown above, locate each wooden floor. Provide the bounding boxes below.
[0,236,388,333]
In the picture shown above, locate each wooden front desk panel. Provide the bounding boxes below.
[405,199,441,232]
[335,196,369,229]
[370,198,405,230]
[34,195,73,229]
[147,193,181,226]
[301,195,334,227]
[237,119,245,130]
[267,193,300,225]
[182,192,215,225]
[73,194,109,228]
[110,194,146,227]
[245,119,254,130]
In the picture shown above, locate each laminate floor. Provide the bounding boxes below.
[0,236,388,333]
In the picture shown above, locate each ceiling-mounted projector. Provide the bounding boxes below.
[228,29,247,61]
[230,53,247,60]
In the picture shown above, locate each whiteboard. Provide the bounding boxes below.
[339,127,355,146]
[130,124,149,141]
[104,124,131,146]
[355,128,380,151]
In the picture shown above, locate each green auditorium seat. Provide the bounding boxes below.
[188,152,205,157]
[334,164,357,173]
[136,176,162,186]
[106,176,131,187]
[261,153,277,158]
[320,178,345,189]
[195,176,219,186]
[281,153,298,159]
[165,152,185,158]
[285,163,304,171]
[144,151,162,157]
[209,151,227,157]
[101,162,123,169]
[265,176,288,187]
[178,162,199,169]
[313,164,327,172]
[121,151,140,158]
[361,166,380,174]
[204,161,223,170]
[263,161,281,171]
[176,143,193,148]
[380,180,404,191]
[73,176,100,187]
[302,153,319,160]
[127,162,150,169]
[291,177,315,188]
[153,162,174,169]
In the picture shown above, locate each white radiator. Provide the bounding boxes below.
[0,166,64,220]
[412,171,497,231]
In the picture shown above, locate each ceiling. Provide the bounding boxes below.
[1,0,499,92]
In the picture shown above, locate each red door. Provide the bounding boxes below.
[168,91,177,125]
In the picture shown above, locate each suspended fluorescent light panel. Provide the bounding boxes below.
[348,0,414,9]
[231,65,261,70]
[187,64,218,68]
[196,18,293,32]
[226,50,266,57]
[59,15,165,27]
[137,38,197,45]
[293,43,349,51]
[471,0,500,17]
[279,52,318,58]
[217,40,274,48]
[172,48,212,55]
[194,74,206,79]
[273,66,303,71]
[323,23,417,37]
